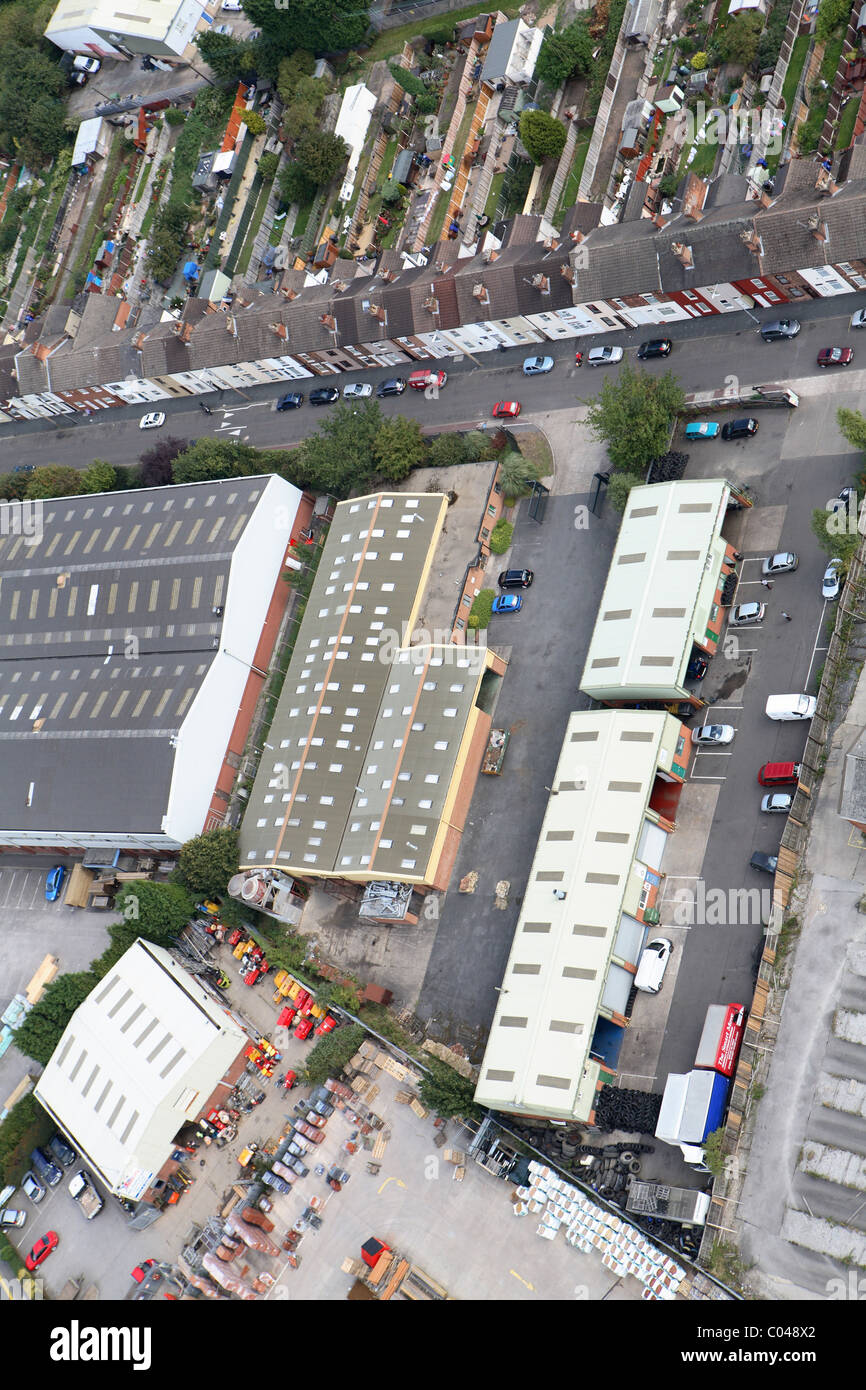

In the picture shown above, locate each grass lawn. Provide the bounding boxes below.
[516,428,553,479]
[484,169,504,220]
[451,101,475,161]
[557,137,590,218]
[360,0,523,66]
[836,93,860,151]
[780,33,810,116]
[426,188,451,244]
[293,199,314,239]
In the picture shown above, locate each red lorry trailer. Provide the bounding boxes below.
[693,1003,745,1078]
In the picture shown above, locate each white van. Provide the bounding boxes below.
[765,693,816,721]
[634,938,673,993]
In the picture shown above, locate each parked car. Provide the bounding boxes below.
[765,694,816,721]
[276,391,304,410]
[687,654,708,680]
[817,346,854,368]
[498,569,533,589]
[0,1185,15,1207]
[634,938,673,993]
[376,378,406,397]
[408,369,447,390]
[522,355,554,375]
[0,1209,26,1228]
[492,593,522,614]
[729,601,766,626]
[309,387,339,405]
[637,338,672,359]
[492,400,521,418]
[684,421,720,440]
[587,345,623,366]
[47,1134,76,1168]
[343,382,373,399]
[139,411,166,429]
[760,319,800,341]
[721,417,758,440]
[45,865,66,901]
[850,308,866,329]
[213,22,234,34]
[12,464,35,474]
[761,792,793,814]
[25,1231,58,1271]
[692,724,735,746]
[21,1173,45,1204]
[758,761,801,787]
[823,558,844,600]
[30,1148,63,1187]
[72,54,101,73]
[750,851,779,874]
[762,552,798,575]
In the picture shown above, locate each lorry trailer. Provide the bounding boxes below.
[693,1003,745,1078]
[655,1069,731,1165]
[625,1181,711,1226]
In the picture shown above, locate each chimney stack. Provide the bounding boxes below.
[472,283,490,304]
[670,241,694,269]
[270,322,288,341]
[560,263,575,284]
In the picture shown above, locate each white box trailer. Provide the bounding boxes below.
[626,1181,711,1226]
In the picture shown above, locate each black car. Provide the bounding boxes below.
[760,319,800,342]
[376,378,406,397]
[276,391,304,410]
[309,387,339,405]
[498,569,534,590]
[687,654,708,681]
[721,417,758,440]
[637,339,672,359]
[30,1148,63,1188]
[47,1134,76,1168]
[750,851,778,875]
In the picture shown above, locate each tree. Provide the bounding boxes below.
[815,0,850,41]
[811,504,859,565]
[423,21,455,45]
[196,30,254,82]
[12,973,97,1065]
[80,459,117,494]
[258,150,279,181]
[373,416,427,482]
[714,12,763,66]
[584,362,685,473]
[288,399,383,496]
[295,130,348,187]
[242,0,370,55]
[172,437,265,484]
[164,106,186,126]
[148,202,190,283]
[0,473,30,502]
[114,880,194,943]
[499,450,540,496]
[534,17,594,87]
[139,436,189,488]
[277,160,317,207]
[428,432,471,468]
[518,109,568,164]
[241,109,266,137]
[0,45,68,166]
[277,51,316,104]
[690,51,708,71]
[838,407,866,453]
[175,828,239,900]
[463,429,499,461]
[606,471,645,511]
[417,1056,483,1121]
[24,465,82,499]
[301,1023,366,1086]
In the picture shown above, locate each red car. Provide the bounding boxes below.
[817,346,854,367]
[408,369,447,391]
[492,401,521,419]
[315,1014,337,1035]
[25,1231,58,1271]
[294,1016,314,1040]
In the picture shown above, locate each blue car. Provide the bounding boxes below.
[492,593,523,614]
[45,866,66,901]
[684,421,720,440]
[522,355,554,376]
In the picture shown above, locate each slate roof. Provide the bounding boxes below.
[560,202,603,240]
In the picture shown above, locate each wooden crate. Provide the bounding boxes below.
[443,1150,465,1165]
[453,1166,465,1183]
[410,1099,428,1119]
[371,1134,388,1160]
[394,1089,414,1104]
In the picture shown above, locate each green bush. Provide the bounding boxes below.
[468,589,494,629]
[258,150,279,181]
[489,518,513,554]
[302,1023,366,1086]
[164,107,186,126]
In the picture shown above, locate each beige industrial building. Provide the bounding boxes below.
[475,709,688,1123]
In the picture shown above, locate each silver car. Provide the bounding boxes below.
[761,793,793,814]
[692,724,735,745]
[587,345,624,366]
[22,1172,45,1203]
[342,383,372,399]
[850,308,866,329]
[0,1209,26,1228]
[729,601,766,626]
[761,552,798,576]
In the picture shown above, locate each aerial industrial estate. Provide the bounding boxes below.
[1,0,866,1333]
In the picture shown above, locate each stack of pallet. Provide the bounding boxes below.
[409,1097,428,1119]
[394,1089,414,1105]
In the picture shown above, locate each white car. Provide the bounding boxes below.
[587,345,624,366]
[634,938,673,993]
[692,724,735,746]
[850,308,866,329]
[139,411,166,430]
[342,383,372,399]
[729,601,766,626]
[761,552,798,576]
[761,792,793,814]
[822,558,844,600]
[522,355,554,375]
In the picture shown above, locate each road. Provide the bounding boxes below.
[2,292,866,474]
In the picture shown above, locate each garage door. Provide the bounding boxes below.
[614,912,646,969]
[601,962,634,1016]
[638,819,668,872]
